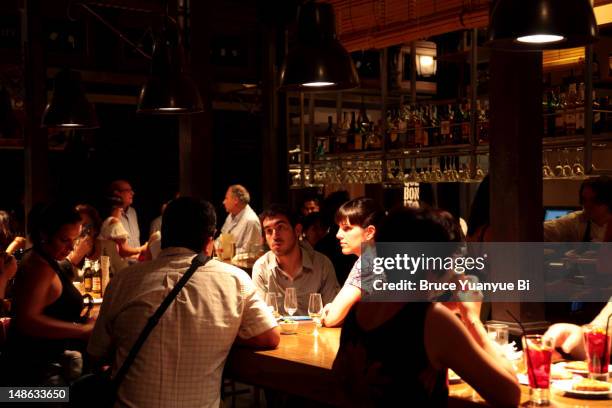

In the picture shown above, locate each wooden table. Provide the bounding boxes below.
[225,326,612,407]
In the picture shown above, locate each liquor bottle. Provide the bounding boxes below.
[83,259,93,293]
[358,103,370,130]
[316,116,333,157]
[429,105,440,146]
[565,82,577,136]
[387,109,400,149]
[461,102,471,144]
[366,121,382,150]
[477,100,489,144]
[440,105,450,145]
[544,90,556,137]
[451,104,462,145]
[404,105,415,148]
[347,111,357,151]
[593,91,602,134]
[555,87,566,136]
[576,83,585,135]
[337,112,349,152]
[92,259,101,295]
[415,107,426,147]
[355,108,366,151]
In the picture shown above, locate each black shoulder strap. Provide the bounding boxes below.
[112,253,210,388]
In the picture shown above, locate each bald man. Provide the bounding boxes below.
[219,185,262,255]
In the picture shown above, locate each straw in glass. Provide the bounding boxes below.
[507,309,537,388]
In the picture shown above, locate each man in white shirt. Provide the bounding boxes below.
[110,179,141,248]
[219,184,262,255]
[544,176,612,242]
[252,204,339,316]
[88,197,279,408]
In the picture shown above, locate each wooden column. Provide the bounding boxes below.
[262,25,286,207]
[181,0,212,199]
[22,0,48,214]
[489,49,546,332]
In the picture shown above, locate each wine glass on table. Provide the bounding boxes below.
[308,293,323,333]
[265,292,280,319]
[284,287,297,319]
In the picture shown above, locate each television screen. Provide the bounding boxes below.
[544,208,574,221]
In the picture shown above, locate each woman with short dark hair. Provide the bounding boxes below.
[332,207,520,407]
[0,202,94,386]
[321,197,384,327]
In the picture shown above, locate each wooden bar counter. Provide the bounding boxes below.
[225,326,612,407]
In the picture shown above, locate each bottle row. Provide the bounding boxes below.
[314,102,490,157]
[543,84,612,137]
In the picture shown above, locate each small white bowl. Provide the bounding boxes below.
[279,320,298,334]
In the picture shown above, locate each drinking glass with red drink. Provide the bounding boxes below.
[522,334,553,406]
[583,324,611,381]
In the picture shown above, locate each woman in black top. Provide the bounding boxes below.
[333,208,520,407]
[0,202,93,386]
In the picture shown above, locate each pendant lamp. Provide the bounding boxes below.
[41,69,99,129]
[137,19,203,114]
[487,0,598,50]
[280,2,359,91]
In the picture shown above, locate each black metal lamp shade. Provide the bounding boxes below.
[280,3,359,91]
[41,69,99,129]
[137,73,203,114]
[487,0,598,50]
[137,22,203,114]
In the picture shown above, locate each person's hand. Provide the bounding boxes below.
[321,303,332,326]
[544,323,585,360]
[12,236,26,248]
[71,235,94,264]
[0,252,17,281]
[139,246,152,262]
[5,236,26,255]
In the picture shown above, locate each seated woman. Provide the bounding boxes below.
[332,208,520,407]
[66,204,128,278]
[0,210,26,255]
[0,202,94,386]
[321,197,384,327]
[99,197,147,265]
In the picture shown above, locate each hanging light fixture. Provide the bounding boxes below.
[41,69,99,129]
[137,18,203,114]
[487,0,598,50]
[280,2,359,91]
[415,41,437,77]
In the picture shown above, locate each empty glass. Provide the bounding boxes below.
[308,293,323,328]
[542,152,553,178]
[486,323,509,347]
[572,149,585,177]
[265,293,280,319]
[284,287,298,317]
